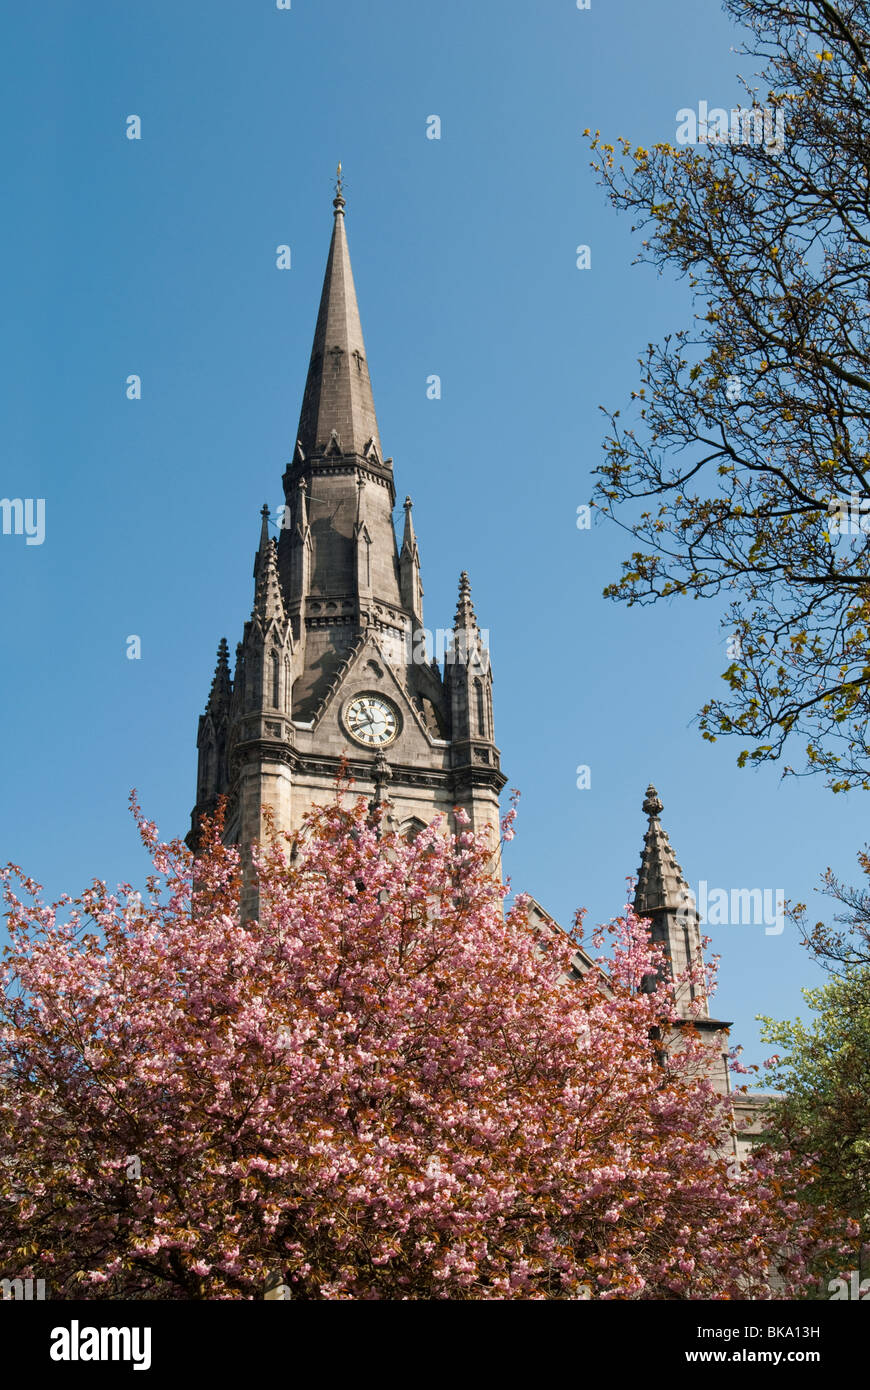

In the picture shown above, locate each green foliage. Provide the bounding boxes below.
[588,0,870,790]
[759,966,870,1275]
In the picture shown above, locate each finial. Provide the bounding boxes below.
[454,570,477,629]
[207,637,232,709]
[400,495,418,558]
[253,534,285,622]
[333,161,346,215]
[257,502,271,554]
[642,783,664,818]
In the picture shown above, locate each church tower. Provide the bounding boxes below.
[634,784,732,1096]
[188,174,506,854]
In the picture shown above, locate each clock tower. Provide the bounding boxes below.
[189,175,506,856]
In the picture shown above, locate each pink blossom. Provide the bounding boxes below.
[0,790,849,1300]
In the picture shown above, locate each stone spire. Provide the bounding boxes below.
[445,570,498,833]
[190,638,234,837]
[190,188,505,869]
[276,177,401,718]
[399,496,423,625]
[401,494,418,556]
[633,784,734,1096]
[634,784,710,1020]
[253,536,286,624]
[635,783,694,916]
[258,500,270,551]
[206,637,232,714]
[449,570,489,675]
[454,570,478,630]
[253,502,271,583]
[295,172,382,461]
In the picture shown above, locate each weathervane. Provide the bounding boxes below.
[333,161,345,213]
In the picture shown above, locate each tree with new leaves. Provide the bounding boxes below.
[0,792,853,1299]
[800,847,870,971]
[588,0,870,790]
[758,850,870,1277]
[759,968,870,1279]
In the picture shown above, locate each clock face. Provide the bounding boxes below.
[343,694,399,747]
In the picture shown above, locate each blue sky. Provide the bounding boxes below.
[1,0,859,1068]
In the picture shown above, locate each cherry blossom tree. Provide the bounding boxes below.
[0,792,851,1299]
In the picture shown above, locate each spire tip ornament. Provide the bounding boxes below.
[453,571,478,630]
[643,783,663,818]
[333,161,346,215]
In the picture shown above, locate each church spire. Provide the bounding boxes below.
[295,171,382,461]
[634,784,709,1019]
[401,494,418,556]
[633,785,734,1097]
[253,536,286,624]
[400,496,423,625]
[189,638,233,840]
[206,637,232,715]
[635,784,694,917]
[189,190,505,866]
[454,570,478,630]
[253,502,271,582]
[445,570,497,815]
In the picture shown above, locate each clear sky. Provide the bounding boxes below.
[1,0,860,1068]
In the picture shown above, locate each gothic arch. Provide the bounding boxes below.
[199,732,215,798]
[474,677,487,738]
